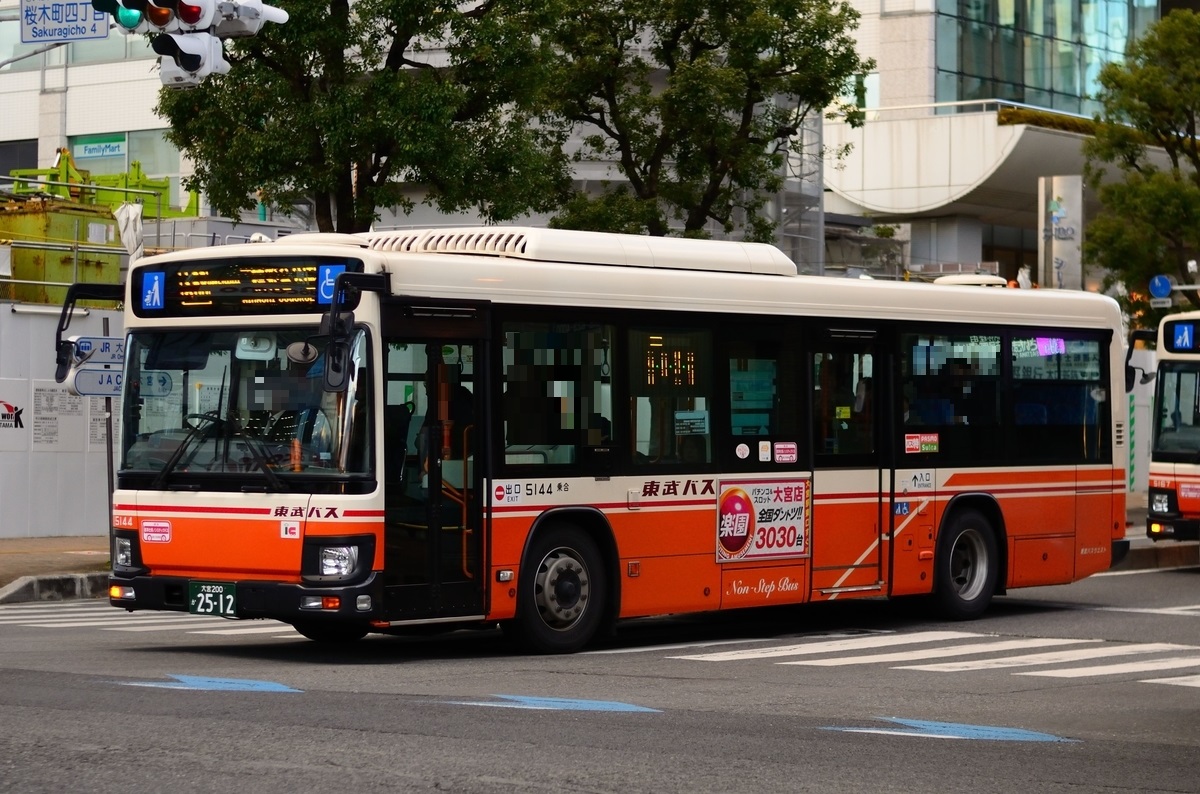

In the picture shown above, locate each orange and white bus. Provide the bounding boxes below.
[55,227,1129,652]
[1134,310,1200,542]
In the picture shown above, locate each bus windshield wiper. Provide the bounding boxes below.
[236,432,287,492]
[151,413,221,489]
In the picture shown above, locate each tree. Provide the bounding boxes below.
[541,0,872,240]
[1084,10,1200,325]
[157,0,573,233]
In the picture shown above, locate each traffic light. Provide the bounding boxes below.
[144,0,180,33]
[149,0,287,88]
[153,30,231,87]
[174,0,218,31]
[90,0,147,33]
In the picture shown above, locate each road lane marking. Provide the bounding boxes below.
[779,638,1092,667]
[670,631,983,662]
[901,642,1195,671]
[1018,656,1200,677]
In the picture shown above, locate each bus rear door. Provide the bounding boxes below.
[810,329,888,599]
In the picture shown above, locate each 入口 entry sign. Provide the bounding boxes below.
[20,0,110,43]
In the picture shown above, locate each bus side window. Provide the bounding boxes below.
[629,327,712,465]
[501,322,616,466]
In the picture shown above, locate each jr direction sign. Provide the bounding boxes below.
[20,0,109,43]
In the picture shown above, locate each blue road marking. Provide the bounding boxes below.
[118,674,301,693]
[824,717,1076,742]
[448,694,660,712]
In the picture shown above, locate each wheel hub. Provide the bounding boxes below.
[534,549,590,629]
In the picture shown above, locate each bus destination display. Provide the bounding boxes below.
[133,257,363,317]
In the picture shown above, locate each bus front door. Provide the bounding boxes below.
[810,332,887,599]
[381,317,487,622]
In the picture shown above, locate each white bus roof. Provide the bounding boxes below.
[354,227,798,276]
[932,274,1009,287]
[130,227,1122,332]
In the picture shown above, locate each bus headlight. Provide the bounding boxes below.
[1151,492,1171,514]
[114,537,132,567]
[319,545,358,576]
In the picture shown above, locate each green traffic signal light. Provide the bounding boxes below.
[116,6,144,28]
[91,0,144,29]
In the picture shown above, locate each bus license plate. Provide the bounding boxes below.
[188,581,236,616]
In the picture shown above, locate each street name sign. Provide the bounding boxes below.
[20,0,110,43]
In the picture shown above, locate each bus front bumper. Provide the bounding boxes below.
[1146,517,1200,542]
[107,572,383,624]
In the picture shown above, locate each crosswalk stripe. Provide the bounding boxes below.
[1095,606,1200,616]
[587,638,775,655]
[0,603,110,614]
[1140,674,1200,687]
[0,599,108,611]
[669,630,983,662]
[105,620,237,632]
[21,616,227,628]
[901,642,1195,672]
[1018,656,1200,678]
[0,611,121,624]
[778,638,1091,667]
[189,625,296,635]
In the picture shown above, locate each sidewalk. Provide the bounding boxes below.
[0,510,1196,604]
[0,535,110,603]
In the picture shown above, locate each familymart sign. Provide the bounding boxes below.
[74,135,126,160]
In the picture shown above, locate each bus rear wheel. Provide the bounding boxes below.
[934,509,997,620]
[292,621,369,643]
[514,525,607,654]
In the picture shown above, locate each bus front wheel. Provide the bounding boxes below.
[933,509,998,620]
[514,525,607,654]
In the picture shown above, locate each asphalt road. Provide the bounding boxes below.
[2,564,1199,793]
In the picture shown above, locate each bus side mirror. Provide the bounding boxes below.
[1126,365,1156,393]
[1124,328,1157,393]
[322,340,351,393]
[55,339,76,383]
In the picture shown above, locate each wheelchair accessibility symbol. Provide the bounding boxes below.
[317,264,346,305]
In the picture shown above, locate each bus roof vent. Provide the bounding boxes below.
[360,226,796,276]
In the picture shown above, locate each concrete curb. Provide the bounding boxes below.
[0,573,109,604]
[1116,542,1200,571]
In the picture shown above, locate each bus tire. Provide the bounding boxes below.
[933,509,997,620]
[292,621,369,643]
[514,525,607,654]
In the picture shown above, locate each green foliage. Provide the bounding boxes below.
[542,0,872,239]
[1083,10,1200,326]
[156,0,573,232]
[996,106,1097,136]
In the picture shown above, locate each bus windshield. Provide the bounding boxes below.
[1153,361,1200,460]
[119,327,371,490]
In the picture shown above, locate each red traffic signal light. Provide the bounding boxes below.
[176,0,207,26]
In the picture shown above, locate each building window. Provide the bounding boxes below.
[67,130,183,209]
[934,0,1159,116]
